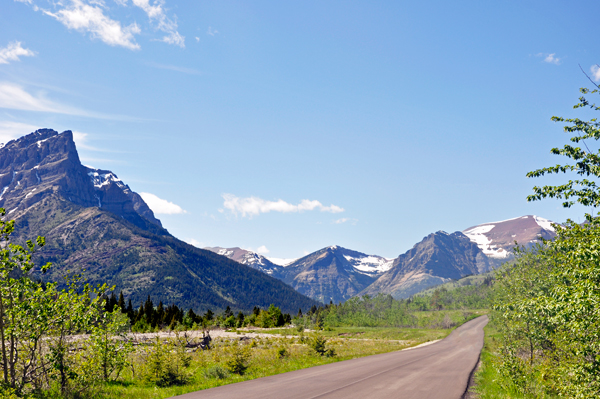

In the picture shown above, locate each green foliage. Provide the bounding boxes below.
[492,219,600,397]
[310,335,328,356]
[0,209,134,397]
[490,83,600,398]
[224,344,251,375]
[527,85,600,210]
[276,346,288,359]
[142,338,190,387]
[296,289,487,330]
[203,365,230,380]
[81,310,133,382]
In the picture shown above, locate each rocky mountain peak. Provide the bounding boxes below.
[0,129,161,229]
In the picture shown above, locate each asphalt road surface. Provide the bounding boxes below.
[175,315,488,399]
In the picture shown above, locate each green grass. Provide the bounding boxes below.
[256,326,449,341]
[98,324,459,399]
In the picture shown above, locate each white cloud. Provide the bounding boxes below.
[536,52,561,65]
[140,192,186,214]
[195,37,200,42]
[256,245,269,254]
[591,65,600,82]
[0,41,36,64]
[43,0,141,50]
[222,194,344,218]
[333,217,358,225]
[186,238,204,248]
[0,82,137,120]
[0,82,97,116]
[131,0,184,48]
[207,26,218,36]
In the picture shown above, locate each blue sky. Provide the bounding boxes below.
[1,0,599,259]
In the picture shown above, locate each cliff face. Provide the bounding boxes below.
[0,129,161,229]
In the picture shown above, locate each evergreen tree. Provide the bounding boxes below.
[118,291,125,313]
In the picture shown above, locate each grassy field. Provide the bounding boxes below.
[99,324,456,399]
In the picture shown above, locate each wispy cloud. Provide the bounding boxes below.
[591,65,600,82]
[43,0,141,50]
[0,82,141,120]
[146,61,201,75]
[131,0,184,48]
[222,194,344,218]
[140,192,186,214]
[536,52,561,65]
[207,26,219,36]
[333,217,358,225]
[17,0,183,50]
[0,82,80,114]
[0,42,36,64]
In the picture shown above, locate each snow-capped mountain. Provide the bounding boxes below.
[203,247,282,275]
[462,215,556,259]
[204,215,559,303]
[277,245,394,303]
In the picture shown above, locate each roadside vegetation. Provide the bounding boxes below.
[0,206,490,398]
[472,81,600,398]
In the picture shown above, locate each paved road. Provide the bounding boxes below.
[175,315,488,399]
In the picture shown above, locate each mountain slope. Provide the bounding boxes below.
[362,231,491,299]
[278,245,393,303]
[3,129,318,313]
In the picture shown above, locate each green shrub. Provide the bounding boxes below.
[276,346,288,359]
[225,344,251,375]
[310,335,327,356]
[203,365,230,380]
[142,338,189,387]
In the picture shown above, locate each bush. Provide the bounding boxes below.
[276,346,288,359]
[142,338,189,387]
[203,365,230,380]
[225,344,251,375]
[310,335,328,356]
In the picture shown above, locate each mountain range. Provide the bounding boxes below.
[210,215,556,301]
[1,129,318,313]
[3,129,558,308]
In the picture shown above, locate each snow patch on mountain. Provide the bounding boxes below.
[342,254,394,274]
[533,216,555,232]
[87,169,125,189]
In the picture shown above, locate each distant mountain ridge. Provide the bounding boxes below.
[1,129,318,313]
[212,216,557,302]
[203,247,283,275]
